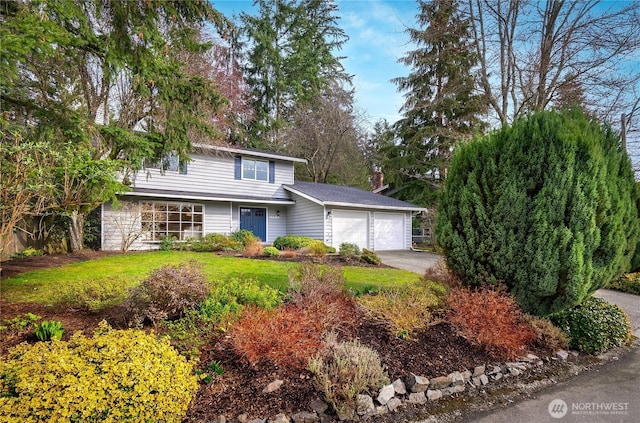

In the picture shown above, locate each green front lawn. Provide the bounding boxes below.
[1,251,421,305]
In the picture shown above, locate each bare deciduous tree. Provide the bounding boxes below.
[468,0,640,125]
[283,84,370,187]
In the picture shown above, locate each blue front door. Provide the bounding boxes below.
[240,207,267,241]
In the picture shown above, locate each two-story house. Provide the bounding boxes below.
[101,144,424,251]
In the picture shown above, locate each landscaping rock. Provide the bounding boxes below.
[556,350,569,360]
[429,376,452,390]
[263,379,284,393]
[237,414,249,423]
[406,372,429,393]
[487,365,502,375]
[392,378,407,395]
[269,414,290,423]
[448,371,465,387]
[248,419,266,423]
[377,384,395,405]
[461,370,472,381]
[386,397,402,412]
[309,399,328,415]
[356,394,375,416]
[319,414,331,423]
[492,372,504,381]
[426,389,442,401]
[214,416,226,423]
[442,385,465,396]
[291,411,318,423]
[408,392,427,404]
[375,405,388,416]
[472,374,489,386]
[336,407,354,422]
[473,365,486,377]
[509,367,521,376]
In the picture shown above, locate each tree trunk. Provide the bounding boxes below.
[68,211,85,253]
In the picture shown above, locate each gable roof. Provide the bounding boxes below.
[283,182,424,211]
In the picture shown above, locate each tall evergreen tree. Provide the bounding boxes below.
[241,0,349,148]
[382,0,486,206]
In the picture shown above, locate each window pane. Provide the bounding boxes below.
[142,202,203,242]
[243,159,255,179]
[256,161,268,181]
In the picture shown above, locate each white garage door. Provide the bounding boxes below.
[332,210,369,250]
[374,212,405,250]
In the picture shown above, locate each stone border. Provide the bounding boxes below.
[210,350,581,423]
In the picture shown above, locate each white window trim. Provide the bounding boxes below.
[140,201,204,242]
[242,158,269,181]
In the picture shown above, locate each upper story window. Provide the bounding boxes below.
[235,156,275,183]
[146,151,187,174]
[243,159,269,181]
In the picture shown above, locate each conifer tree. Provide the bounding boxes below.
[241,0,349,148]
[382,0,486,206]
[437,109,639,316]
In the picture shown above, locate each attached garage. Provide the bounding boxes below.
[331,210,369,250]
[374,212,405,250]
[283,182,424,251]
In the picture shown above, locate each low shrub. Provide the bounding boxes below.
[183,233,243,252]
[53,277,133,312]
[159,235,176,251]
[243,237,264,257]
[423,260,463,288]
[360,249,381,265]
[549,296,632,355]
[308,333,389,417]
[10,247,44,259]
[288,264,359,335]
[306,240,329,256]
[273,235,315,250]
[124,261,210,327]
[523,314,569,352]
[358,280,447,339]
[339,242,361,258]
[0,322,198,422]
[0,313,41,339]
[230,305,322,370]
[263,246,280,257]
[280,249,299,258]
[34,320,64,341]
[230,229,259,246]
[607,273,640,295]
[447,288,535,359]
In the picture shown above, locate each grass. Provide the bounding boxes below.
[1,251,421,305]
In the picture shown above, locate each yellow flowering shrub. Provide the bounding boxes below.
[0,321,198,422]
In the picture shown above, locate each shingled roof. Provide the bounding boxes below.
[283,182,424,211]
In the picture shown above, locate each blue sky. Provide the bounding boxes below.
[212,0,419,127]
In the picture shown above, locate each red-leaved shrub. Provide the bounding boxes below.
[447,288,535,359]
[230,305,322,370]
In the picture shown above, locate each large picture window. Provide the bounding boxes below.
[141,202,203,241]
[242,159,269,181]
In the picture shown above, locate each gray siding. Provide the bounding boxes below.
[230,204,288,244]
[130,153,295,198]
[286,194,325,241]
[205,202,233,235]
[101,201,148,251]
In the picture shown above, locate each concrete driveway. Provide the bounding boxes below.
[376,250,443,275]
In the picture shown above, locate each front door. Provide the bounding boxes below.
[239,207,267,241]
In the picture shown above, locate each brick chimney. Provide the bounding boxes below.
[371,170,384,192]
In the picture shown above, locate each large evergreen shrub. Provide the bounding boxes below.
[437,109,638,315]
